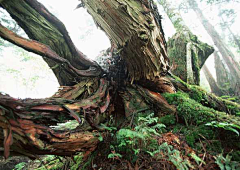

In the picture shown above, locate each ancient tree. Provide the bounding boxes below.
[0,0,240,168]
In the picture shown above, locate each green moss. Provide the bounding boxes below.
[35,156,64,170]
[191,50,200,85]
[163,92,216,125]
[163,91,240,156]
[163,91,240,126]
[171,78,240,115]
[159,114,176,126]
[172,123,221,152]
[70,153,83,170]
[189,86,206,103]
[167,33,188,82]
[167,31,214,85]
[231,151,240,161]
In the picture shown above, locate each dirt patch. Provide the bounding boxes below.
[0,156,29,170]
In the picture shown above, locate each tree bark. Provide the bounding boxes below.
[0,0,239,162]
[0,78,109,158]
[214,51,232,92]
[83,0,170,83]
[0,0,175,158]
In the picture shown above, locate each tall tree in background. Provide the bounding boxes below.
[218,8,240,54]
[0,0,240,168]
[202,64,224,95]
[214,51,232,92]
[157,0,214,85]
[187,0,240,95]
[158,0,228,96]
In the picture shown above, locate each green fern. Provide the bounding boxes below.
[205,121,240,136]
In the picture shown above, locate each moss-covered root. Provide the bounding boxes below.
[169,75,240,115]
[163,92,240,127]
[163,91,240,160]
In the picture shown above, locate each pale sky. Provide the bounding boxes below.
[38,0,111,60]
[0,0,111,99]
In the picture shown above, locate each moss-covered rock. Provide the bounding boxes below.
[159,114,176,126]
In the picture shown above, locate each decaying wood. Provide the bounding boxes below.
[159,0,214,85]
[187,0,240,85]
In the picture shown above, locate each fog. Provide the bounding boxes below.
[0,0,239,98]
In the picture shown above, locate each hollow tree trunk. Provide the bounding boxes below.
[187,0,240,90]
[158,0,214,85]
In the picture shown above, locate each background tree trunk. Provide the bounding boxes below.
[202,65,224,96]
[158,0,214,85]
[187,0,240,92]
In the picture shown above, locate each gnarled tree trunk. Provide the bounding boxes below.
[0,0,176,159]
[0,1,239,167]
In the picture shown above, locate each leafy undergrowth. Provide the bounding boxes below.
[11,111,240,170]
[79,114,239,170]
[12,154,83,170]
[11,90,240,170]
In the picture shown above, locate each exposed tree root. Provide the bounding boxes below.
[0,79,110,158]
[169,75,240,115]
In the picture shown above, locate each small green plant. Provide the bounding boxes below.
[108,113,166,161]
[100,123,117,132]
[157,142,194,170]
[215,153,240,170]
[189,152,205,165]
[108,145,122,159]
[205,121,240,136]
[14,162,27,170]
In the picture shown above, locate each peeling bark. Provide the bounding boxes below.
[0,24,101,77]
[83,0,170,82]
[0,0,239,161]
[0,78,110,157]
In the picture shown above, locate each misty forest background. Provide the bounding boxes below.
[1,0,239,100]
